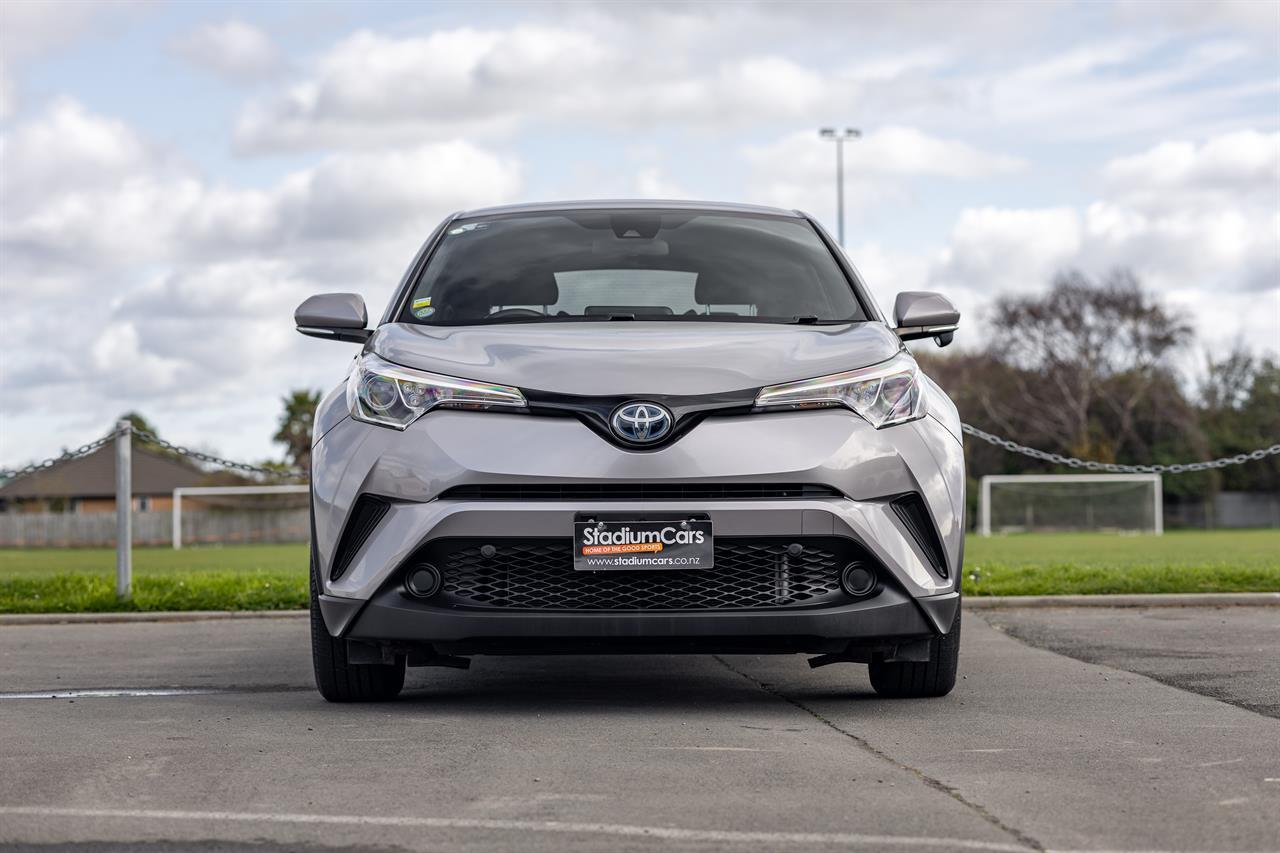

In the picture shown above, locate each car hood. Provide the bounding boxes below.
[369,321,903,396]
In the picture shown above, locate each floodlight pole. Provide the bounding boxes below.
[819,127,861,246]
[115,420,132,600]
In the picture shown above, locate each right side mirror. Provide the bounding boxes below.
[892,291,960,348]
[295,293,371,343]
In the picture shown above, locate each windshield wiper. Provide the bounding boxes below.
[789,315,820,324]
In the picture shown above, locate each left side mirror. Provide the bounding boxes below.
[295,293,372,343]
[892,291,960,347]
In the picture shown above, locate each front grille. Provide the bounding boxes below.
[438,483,843,501]
[424,537,858,611]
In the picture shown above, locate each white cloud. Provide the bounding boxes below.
[1114,0,1280,43]
[1,100,522,271]
[227,7,1274,157]
[0,101,523,464]
[920,131,1280,353]
[634,167,692,199]
[0,0,141,117]
[959,36,1275,141]
[235,25,609,150]
[232,19,969,153]
[1102,130,1280,203]
[743,127,1025,217]
[177,20,282,84]
[1,98,163,202]
[930,207,1083,295]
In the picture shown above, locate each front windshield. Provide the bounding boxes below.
[399,209,866,325]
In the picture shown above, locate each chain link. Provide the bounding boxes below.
[4,422,1276,484]
[960,423,1280,474]
[1,425,302,482]
[0,426,129,482]
[129,427,303,480]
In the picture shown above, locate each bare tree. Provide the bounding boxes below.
[985,269,1193,459]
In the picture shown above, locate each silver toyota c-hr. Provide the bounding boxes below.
[296,200,965,702]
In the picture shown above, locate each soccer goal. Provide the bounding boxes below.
[978,474,1163,536]
[171,485,310,549]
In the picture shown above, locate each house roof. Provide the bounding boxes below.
[0,443,210,499]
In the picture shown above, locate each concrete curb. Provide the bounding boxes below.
[0,610,309,626]
[965,592,1280,608]
[2,592,1278,625]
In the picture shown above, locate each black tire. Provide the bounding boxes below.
[310,533,404,703]
[868,606,960,698]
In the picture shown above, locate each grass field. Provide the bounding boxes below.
[964,529,1280,596]
[0,530,1277,613]
[0,544,307,613]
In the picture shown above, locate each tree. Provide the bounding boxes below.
[918,268,1215,522]
[116,411,159,438]
[1200,349,1280,492]
[274,389,322,471]
[983,268,1196,461]
[114,411,171,454]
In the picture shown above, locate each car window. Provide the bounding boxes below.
[399,210,864,325]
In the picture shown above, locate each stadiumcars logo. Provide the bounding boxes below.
[573,517,714,571]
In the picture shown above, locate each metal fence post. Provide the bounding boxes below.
[115,420,132,600]
[172,489,183,551]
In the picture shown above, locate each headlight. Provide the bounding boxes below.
[347,353,526,429]
[754,352,925,428]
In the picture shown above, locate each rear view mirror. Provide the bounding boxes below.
[892,291,960,347]
[295,293,372,343]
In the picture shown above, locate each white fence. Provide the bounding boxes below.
[0,508,309,548]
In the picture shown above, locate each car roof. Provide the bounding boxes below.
[455,199,804,220]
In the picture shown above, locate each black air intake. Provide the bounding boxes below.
[329,495,390,581]
[890,493,948,579]
[425,537,859,611]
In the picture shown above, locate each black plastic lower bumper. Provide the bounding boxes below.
[321,587,960,656]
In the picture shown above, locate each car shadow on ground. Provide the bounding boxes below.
[353,653,902,716]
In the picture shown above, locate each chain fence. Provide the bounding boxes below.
[128,427,302,480]
[0,428,126,483]
[959,424,1280,475]
[2,422,1277,485]
[0,424,302,483]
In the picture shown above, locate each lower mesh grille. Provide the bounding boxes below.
[426,538,855,611]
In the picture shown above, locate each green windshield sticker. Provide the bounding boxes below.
[412,297,432,309]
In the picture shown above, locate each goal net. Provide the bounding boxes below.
[172,485,310,549]
[979,474,1163,535]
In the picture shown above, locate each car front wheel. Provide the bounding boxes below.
[868,605,960,698]
[309,541,404,703]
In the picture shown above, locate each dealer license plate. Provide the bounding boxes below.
[573,517,714,571]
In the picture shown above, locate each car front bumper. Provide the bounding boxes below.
[310,402,965,650]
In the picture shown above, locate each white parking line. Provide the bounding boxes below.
[0,688,224,700]
[0,805,1035,851]
[645,746,781,752]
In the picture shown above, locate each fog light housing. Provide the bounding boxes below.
[840,562,877,598]
[404,564,442,599]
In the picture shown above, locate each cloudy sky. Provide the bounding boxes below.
[1,0,1277,467]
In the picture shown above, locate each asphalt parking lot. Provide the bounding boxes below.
[1,606,1278,853]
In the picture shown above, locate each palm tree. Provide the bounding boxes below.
[274,389,322,472]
